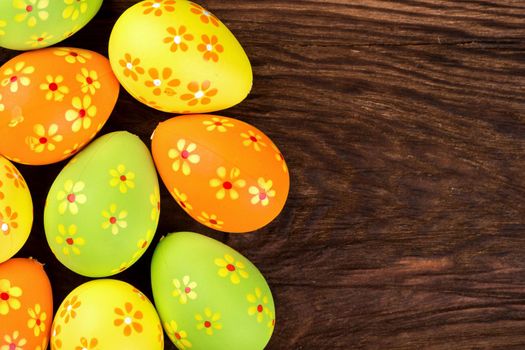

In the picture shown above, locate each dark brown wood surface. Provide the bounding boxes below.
[2,0,525,349]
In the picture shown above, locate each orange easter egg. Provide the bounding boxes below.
[0,258,53,350]
[152,115,289,233]
[0,47,120,165]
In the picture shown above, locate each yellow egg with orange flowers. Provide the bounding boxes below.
[0,47,119,165]
[151,115,290,233]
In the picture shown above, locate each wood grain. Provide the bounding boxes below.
[3,0,525,349]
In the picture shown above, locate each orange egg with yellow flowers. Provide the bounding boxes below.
[151,115,290,233]
[0,47,119,165]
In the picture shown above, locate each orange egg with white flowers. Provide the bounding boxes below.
[152,115,290,233]
[0,47,119,165]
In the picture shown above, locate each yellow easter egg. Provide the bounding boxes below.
[0,156,32,263]
[108,0,252,113]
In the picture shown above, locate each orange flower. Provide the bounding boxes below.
[190,3,219,27]
[142,0,175,16]
[0,207,18,236]
[60,295,81,323]
[114,302,143,336]
[197,35,224,62]
[119,53,145,81]
[163,26,193,52]
[75,337,98,350]
[4,165,26,189]
[180,80,217,106]
[145,68,180,96]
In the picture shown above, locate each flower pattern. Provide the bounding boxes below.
[203,117,234,132]
[119,53,145,81]
[57,180,87,215]
[0,207,18,235]
[168,139,200,176]
[0,279,22,315]
[142,0,175,16]
[198,35,224,62]
[56,224,85,255]
[0,93,4,112]
[163,26,194,52]
[180,80,218,106]
[25,32,53,47]
[60,295,81,323]
[272,143,288,173]
[114,302,143,336]
[247,288,271,323]
[209,166,246,200]
[54,48,91,64]
[111,261,132,274]
[249,177,276,206]
[40,75,69,101]
[172,188,193,211]
[76,68,101,95]
[190,3,219,27]
[150,187,160,222]
[197,211,224,229]
[215,254,249,284]
[145,67,180,96]
[195,308,222,335]
[132,288,146,301]
[1,61,35,93]
[27,123,63,153]
[134,229,153,259]
[1,331,27,350]
[27,304,47,336]
[172,276,197,304]
[75,337,98,350]
[0,21,6,37]
[164,320,192,349]
[109,164,136,193]
[52,324,62,349]
[101,204,128,235]
[63,0,88,20]
[241,130,267,151]
[14,0,49,27]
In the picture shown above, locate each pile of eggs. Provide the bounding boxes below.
[0,1,289,349]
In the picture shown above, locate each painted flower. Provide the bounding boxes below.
[76,68,100,95]
[180,80,217,106]
[57,180,87,215]
[172,276,197,304]
[114,302,143,336]
[62,24,80,39]
[54,48,92,64]
[164,320,192,349]
[5,165,26,189]
[198,35,224,62]
[132,288,146,301]
[65,95,97,132]
[40,75,69,101]
[267,310,276,332]
[27,304,47,336]
[214,254,249,284]
[0,207,18,235]
[172,188,193,211]
[27,123,63,152]
[190,3,219,27]
[138,96,160,109]
[63,0,88,20]
[272,143,288,173]
[60,295,81,323]
[8,107,24,128]
[197,211,223,229]
[249,177,276,206]
[25,32,53,47]
[163,26,194,52]
[195,308,222,335]
[1,61,35,93]
[0,21,6,37]
[52,324,62,349]
[111,261,131,274]
[168,139,200,176]
[209,166,246,200]
[142,0,175,16]
[101,204,128,235]
[109,164,136,193]
[241,130,267,151]
[203,117,234,132]
[75,337,98,350]
[0,279,22,315]
[150,187,160,222]
[135,229,153,254]
[119,53,145,81]
[1,331,27,350]
[14,0,49,27]
[0,93,4,112]
[63,142,84,156]
[247,288,271,323]
[145,67,180,96]
[56,224,85,255]
[157,324,164,345]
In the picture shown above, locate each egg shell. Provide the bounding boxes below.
[108,0,252,113]
[151,115,289,233]
[51,279,163,349]
[0,0,102,51]
[44,131,160,277]
[0,258,53,350]
[0,156,33,263]
[151,232,275,350]
[0,47,120,165]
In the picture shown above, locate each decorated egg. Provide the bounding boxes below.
[0,258,53,350]
[0,47,119,165]
[44,131,160,277]
[151,232,275,350]
[0,0,102,51]
[51,279,163,349]
[108,0,252,113]
[0,156,33,263]
[151,115,289,233]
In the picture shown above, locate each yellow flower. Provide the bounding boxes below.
[133,230,153,260]
[0,279,22,315]
[13,0,49,27]
[168,139,200,176]
[203,117,234,132]
[0,20,6,37]
[111,261,131,274]
[54,48,91,64]
[1,61,35,93]
[249,178,276,206]
[197,211,223,229]
[27,123,63,153]
[35,336,48,350]
[272,143,288,173]
[109,164,136,193]
[209,166,246,200]
[172,188,193,211]
[63,0,88,20]
[27,304,47,336]
[1,331,27,350]
[25,32,52,47]
[101,204,128,235]
[0,93,4,112]
[214,254,249,284]
[247,288,270,323]
[40,75,69,101]
[172,276,197,304]
[56,224,85,255]
[65,95,97,132]
[195,308,222,336]
[56,180,87,215]
[76,68,100,95]
[149,187,160,222]
[241,130,267,152]
[164,320,192,349]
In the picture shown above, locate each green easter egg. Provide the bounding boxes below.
[0,0,103,51]
[44,131,160,277]
[151,232,275,350]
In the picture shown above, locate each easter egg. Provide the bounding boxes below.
[108,0,252,113]
[0,0,102,51]
[0,157,33,263]
[51,279,163,349]
[0,258,53,350]
[151,232,275,350]
[44,131,160,277]
[151,115,289,233]
[0,47,120,165]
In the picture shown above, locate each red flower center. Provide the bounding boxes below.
[109,217,117,224]
[250,136,258,142]
[175,332,182,340]
[49,82,58,91]
[181,150,189,159]
[184,287,191,293]
[209,219,217,225]
[9,343,16,350]
[69,52,78,57]
[226,264,236,272]
[222,181,232,190]
[67,193,76,203]
[78,109,86,118]
[66,238,74,245]
[257,305,263,313]
[141,241,147,248]
[204,321,211,328]
[26,5,33,12]
[36,319,41,326]
[214,121,222,126]
[86,77,93,84]
[272,319,275,326]
[0,292,9,300]
[120,175,127,181]
[37,37,44,42]
[259,192,267,200]
[10,76,17,83]
[39,137,48,144]
[179,201,186,208]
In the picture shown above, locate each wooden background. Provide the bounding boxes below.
[3,0,525,349]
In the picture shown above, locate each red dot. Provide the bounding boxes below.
[66,238,74,245]
[120,175,127,181]
[179,201,186,208]
[214,121,222,126]
[86,77,93,84]
[10,76,17,83]
[222,181,232,190]
[49,83,58,91]
[204,321,211,328]
[109,217,117,224]
[26,5,33,12]
[0,292,9,300]
[78,109,86,118]
[39,137,47,144]
[184,287,191,294]
[257,305,263,313]
[36,319,41,326]
[175,332,182,340]
[37,37,43,42]
[141,241,147,248]
[250,136,257,142]
[259,193,267,200]
[69,52,78,57]
[181,150,189,159]
[67,193,76,203]
[226,264,235,272]
[209,219,217,225]
[9,343,16,350]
